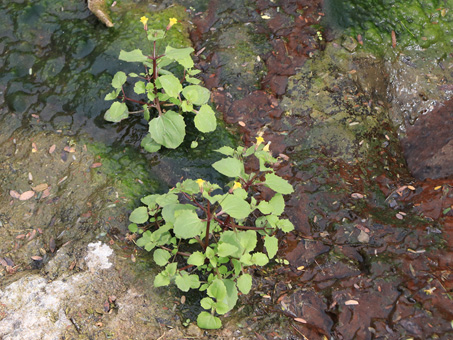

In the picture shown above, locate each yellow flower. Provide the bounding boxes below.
[256,136,264,146]
[263,141,271,152]
[232,181,242,191]
[196,178,205,190]
[167,17,178,30]
[140,16,149,27]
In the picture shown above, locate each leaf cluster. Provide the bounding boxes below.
[104,28,216,151]
[128,141,294,329]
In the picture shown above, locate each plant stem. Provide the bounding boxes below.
[203,200,211,250]
[152,40,163,116]
[160,246,191,257]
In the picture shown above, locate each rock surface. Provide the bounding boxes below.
[402,98,453,180]
[87,0,114,27]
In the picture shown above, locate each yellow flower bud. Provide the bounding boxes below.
[263,141,271,152]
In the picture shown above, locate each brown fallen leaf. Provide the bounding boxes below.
[16,234,26,239]
[10,190,20,199]
[27,229,37,241]
[357,34,363,45]
[42,187,51,198]
[391,30,397,48]
[31,256,43,261]
[91,162,102,168]
[32,183,48,192]
[64,146,76,153]
[49,144,56,154]
[50,237,56,253]
[238,121,246,127]
[19,190,35,201]
[294,318,307,324]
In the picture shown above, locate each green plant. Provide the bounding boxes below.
[128,138,295,329]
[104,16,216,152]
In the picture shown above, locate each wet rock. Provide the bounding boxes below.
[401,99,453,180]
[281,290,333,337]
[286,239,330,269]
[341,36,357,52]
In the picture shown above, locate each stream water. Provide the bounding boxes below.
[0,0,452,339]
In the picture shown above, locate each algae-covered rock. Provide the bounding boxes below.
[87,0,113,27]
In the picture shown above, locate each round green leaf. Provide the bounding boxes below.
[194,104,217,133]
[264,173,294,194]
[128,223,138,233]
[104,102,129,123]
[182,85,211,106]
[197,312,222,329]
[187,251,206,266]
[141,134,161,153]
[220,195,252,220]
[134,81,146,94]
[237,274,252,294]
[158,74,182,98]
[264,235,279,259]
[220,279,238,313]
[173,210,204,239]
[276,219,295,232]
[218,243,239,257]
[147,29,165,41]
[119,49,148,63]
[154,272,170,287]
[212,157,243,178]
[200,297,215,310]
[129,206,148,224]
[207,279,227,300]
[111,71,127,89]
[153,249,171,266]
[252,252,269,266]
[149,111,185,149]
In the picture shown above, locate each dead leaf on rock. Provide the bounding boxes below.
[10,190,20,199]
[64,146,76,153]
[42,187,51,198]
[32,183,48,192]
[358,230,370,243]
[19,190,35,201]
[91,162,102,168]
[50,237,56,253]
[27,229,37,241]
[345,300,359,305]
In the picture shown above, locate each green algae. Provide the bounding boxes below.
[280,43,390,162]
[325,0,453,57]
